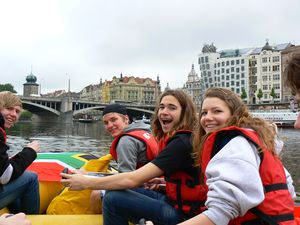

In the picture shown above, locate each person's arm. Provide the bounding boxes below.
[61,161,163,191]
[7,140,40,182]
[284,167,296,199]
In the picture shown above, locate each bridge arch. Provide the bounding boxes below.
[22,101,61,116]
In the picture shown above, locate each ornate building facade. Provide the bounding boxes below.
[108,73,161,104]
[183,64,203,109]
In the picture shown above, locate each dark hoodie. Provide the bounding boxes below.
[0,113,37,187]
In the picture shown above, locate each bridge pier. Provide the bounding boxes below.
[59,111,73,123]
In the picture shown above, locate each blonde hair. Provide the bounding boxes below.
[151,89,197,141]
[0,91,22,110]
[192,87,275,166]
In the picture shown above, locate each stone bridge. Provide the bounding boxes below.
[20,96,156,119]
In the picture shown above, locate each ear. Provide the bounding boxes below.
[124,115,130,124]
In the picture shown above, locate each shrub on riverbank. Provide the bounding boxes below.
[19,110,32,121]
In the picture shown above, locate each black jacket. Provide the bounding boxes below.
[0,113,37,186]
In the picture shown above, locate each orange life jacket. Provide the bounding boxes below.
[201,126,295,225]
[110,130,159,168]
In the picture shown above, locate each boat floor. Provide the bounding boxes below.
[27,214,103,225]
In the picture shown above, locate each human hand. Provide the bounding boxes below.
[27,140,40,153]
[144,177,166,191]
[60,170,89,191]
[0,213,31,225]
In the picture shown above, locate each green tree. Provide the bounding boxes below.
[270,87,276,102]
[241,87,247,101]
[257,88,263,103]
[19,110,33,121]
[0,83,17,93]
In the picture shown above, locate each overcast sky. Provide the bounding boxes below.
[1,0,300,94]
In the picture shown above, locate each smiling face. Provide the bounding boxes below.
[158,95,182,133]
[1,106,22,129]
[200,97,232,134]
[103,112,129,138]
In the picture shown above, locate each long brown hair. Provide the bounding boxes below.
[284,54,300,95]
[151,89,197,141]
[192,87,275,165]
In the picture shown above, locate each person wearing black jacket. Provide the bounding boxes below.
[0,91,40,214]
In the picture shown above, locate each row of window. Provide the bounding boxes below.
[199,57,246,66]
[261,56,280,63]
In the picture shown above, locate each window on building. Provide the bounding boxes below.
[273,65,280,71]
[263,85,268,90]
[241,59,245,64]
[205,56,209,63]
[241,80,245,85]
[222,62,225,66]
[241,73,245,78]
[262,76,268,81]
[231,81,234,85]
[231,74,234,79]
[226,82,229,87]
[226,69,229,74]
[262,66,268,72]
[273,56,280,62]
[273,74,280,81]
[262,57,268,63]
[231,67,234,72]
[274,83,280,89]
[226,61,229,66]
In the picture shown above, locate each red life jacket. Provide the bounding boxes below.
[164,130,208,218]
[201,126,295,225]
[110,129,159,168]
[0,127,7,144]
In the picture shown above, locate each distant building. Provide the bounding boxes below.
[108,73,161,104]
[198,41,293,104]
[23,72,39,97]
[79,82,102,102]
[183,64,203,109]
[101,80,111,103]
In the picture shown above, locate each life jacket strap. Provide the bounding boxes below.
[244,208,295,225]
[264,183,288,192]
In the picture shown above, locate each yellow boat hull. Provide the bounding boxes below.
[27,215,103,225]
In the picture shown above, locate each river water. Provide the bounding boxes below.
[6,119,300,200]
